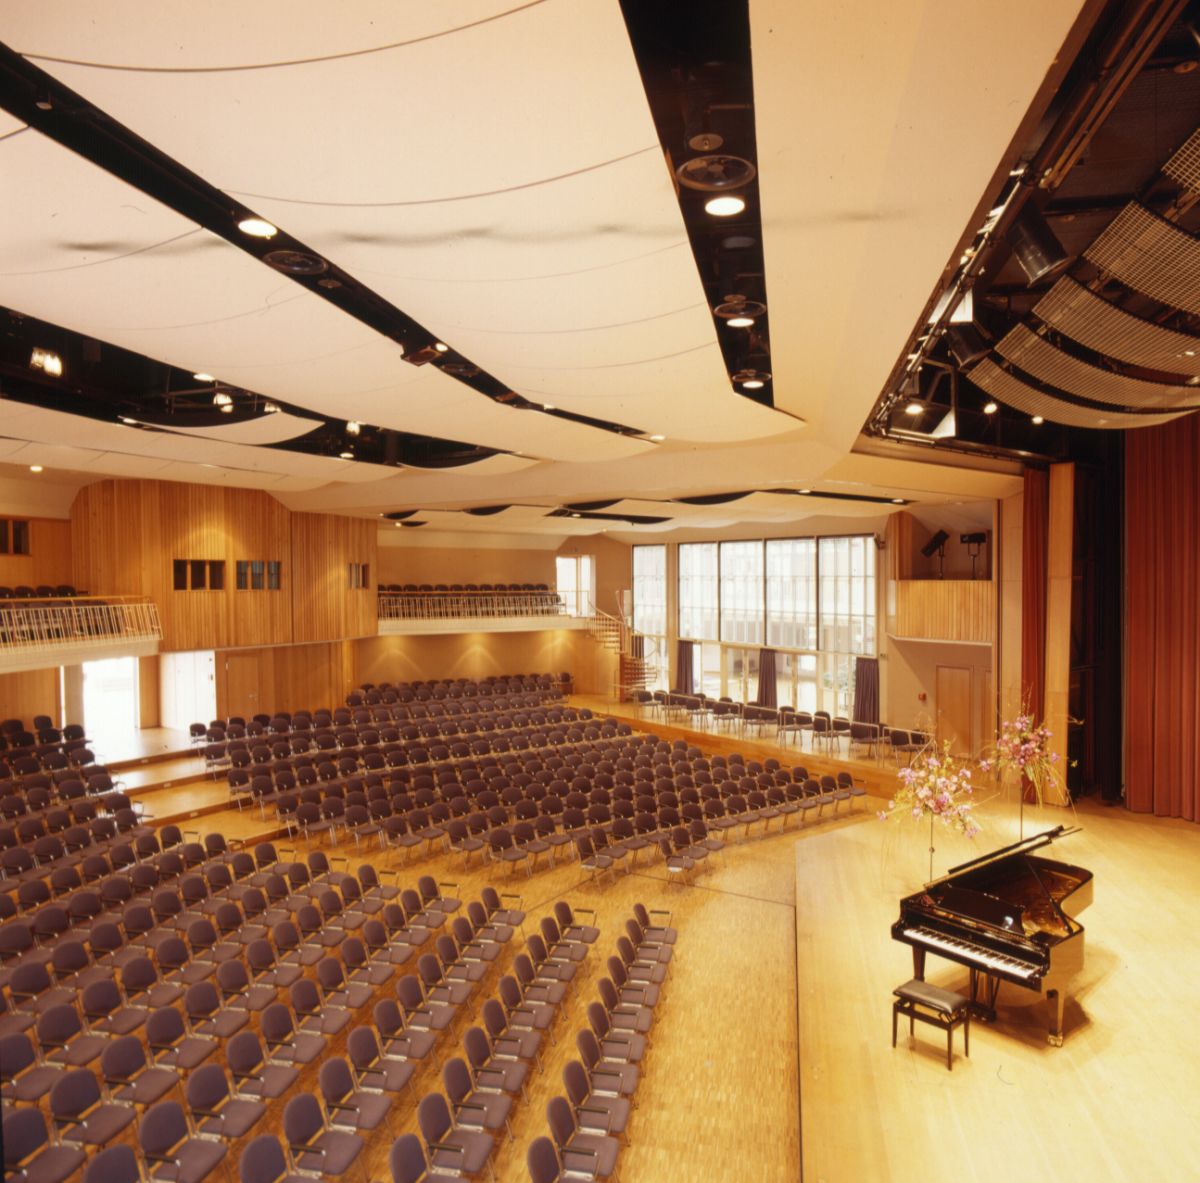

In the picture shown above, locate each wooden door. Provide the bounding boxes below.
[221,652,262,720]
[935,666,972,756]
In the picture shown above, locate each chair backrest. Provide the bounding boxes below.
[318,1057,354,1103]
[240,1135,288,1183]
[187,1062,230,1112]
[390,1133,429,1183]
[141,1099,189,1158]
[84,1143,140,1183]
[50,1066,101,1118]
[527,1135,562,1183]
[4,1107,50,1169]
[282,1092,322,1144]
[417,1091,451,1144]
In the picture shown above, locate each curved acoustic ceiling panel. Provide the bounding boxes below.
[996,324,1200,410]
[5,0,796,447]
[1033,277,1200,378]
[1084,203,1200,316]
[1163,127,1200,195]
[968,358,1187,429]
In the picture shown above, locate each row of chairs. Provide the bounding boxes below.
[349,673,569,706]
[528,904,673,1181]
[0,585,80,599]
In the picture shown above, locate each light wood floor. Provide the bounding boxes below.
[797,793,1200,1183]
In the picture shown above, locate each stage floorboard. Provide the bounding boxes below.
[796,794,1200,1182]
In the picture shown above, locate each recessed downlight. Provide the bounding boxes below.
[237,217,277,239]
[212,392,233,408]
[261,402,280,414]
[799,488,812,494]
[742,378,764,390]
[705,195,746,217]
[346,421,362,436]
[905,401,924,415]
[339,450,354,459]
[891,498,905,504]
[543,404,556,411]
[983,401,998,415]
[29,348,62,377]
[649,434,666,442]
[727,316,755,328]
[29,465,43,473]
[434,343,449,353]
[1032,415,1045,425]
[193,372,215,382]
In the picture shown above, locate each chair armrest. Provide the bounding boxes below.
[500,892,523,909]
[648,908,672,926]
[438,880,459,897]
[475,1067,507,1089]
[574,906,597,924]
[576,1104,613,1134]
[427,1141,466,1161]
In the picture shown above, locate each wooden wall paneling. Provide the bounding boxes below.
[158,482,229,652]
[225,489,293,648]
[354,631,576,690]
[1044,462,1074,804]
[291,513,377,643]
[0,668,61,728]
[894,580,995,643]
[377,543,557,588]
[0,517,73,589]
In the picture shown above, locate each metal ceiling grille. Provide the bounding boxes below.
[1084,203,1200,315]
[1163,127,1200,194]
[968,357,1186,428]
[1033,277,1200,378]
[997,323,1198,409]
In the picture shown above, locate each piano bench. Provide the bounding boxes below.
[892,979,970,1071]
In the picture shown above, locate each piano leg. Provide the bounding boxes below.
[912,946,926,981]
[1047,989,1064,1047]
[968,969,1000,1023]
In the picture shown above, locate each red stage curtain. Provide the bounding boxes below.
[1125,416,1200,819]
[1021,468,1048,723]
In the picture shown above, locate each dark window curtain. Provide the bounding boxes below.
[1022,468,1049,724]
[1126,416,1200,820]
[755,648,778,707]
[853,656,880,724]
[674,640,695,695]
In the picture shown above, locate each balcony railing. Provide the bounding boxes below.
[0,596,163,654]
[378,590,568,622]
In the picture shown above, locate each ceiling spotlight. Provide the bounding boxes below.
[799,488,812,495]
[212,391,233,408]
[983,401,998,415]
[905,401,924,415]
[705,195,747,217]
[1031,415,1045,425]
[261,401,280,414]
[29,465,43,473]
[715,296,766,327]
[743,378,764,389]
[192,372,215,383]
[434,343,449,353]
[120,416,138,425]
[543,404,556,411]
[29,348,63,377]
[649,434,666,442]
[891,498,905,504]
[237,217,278,239]
[339,450,354,459]
[732,368,770,390]
[345,420,362,436]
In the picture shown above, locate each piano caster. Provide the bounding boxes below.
[1048,1033,1064,1047]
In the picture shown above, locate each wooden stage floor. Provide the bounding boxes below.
[796,793,1200,1183]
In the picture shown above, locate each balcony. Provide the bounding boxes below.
[892,580,994,645]
[0,596,163,672]
[377,589,585,636]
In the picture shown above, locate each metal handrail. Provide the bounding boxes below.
[0,598,162,652]
[377,591,568,621]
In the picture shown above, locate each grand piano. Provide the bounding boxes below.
[892,825,1093,1046]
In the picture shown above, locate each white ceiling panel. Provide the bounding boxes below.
[0,112,25,138]
[160,411,323,445]
[6,3,520,69]
[9,0,795,447]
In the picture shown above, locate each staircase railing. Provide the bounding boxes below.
[583,603,659,698]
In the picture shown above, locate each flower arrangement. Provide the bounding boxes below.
[879,742,981,840]
[979,713,1061,808]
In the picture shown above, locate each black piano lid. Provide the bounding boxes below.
[940,824,1081,880]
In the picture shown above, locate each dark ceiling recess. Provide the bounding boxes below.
[0,40,647,444]
[618,0,777,411]
[0,304,500,470]
[863,0,1200,462]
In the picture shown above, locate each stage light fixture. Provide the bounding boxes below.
[193,372,215,382]
[346,421,362,436]
[1032,415,1045,425]
[945,323,990,366]
[29,348,62,377]
[29,465,43,473]
[1007,206,1069,284]
[983,401,998,415]
[905,401,924,415]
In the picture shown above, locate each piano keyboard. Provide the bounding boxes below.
[902,926,1040,980]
